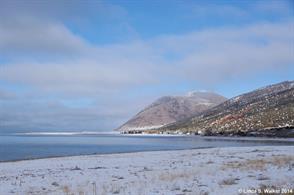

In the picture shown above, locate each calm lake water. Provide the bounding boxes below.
[0,133,293,162]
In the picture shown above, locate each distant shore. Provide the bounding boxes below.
[121,126,294,138]
[121,133,294,142]
[1,146,293,195]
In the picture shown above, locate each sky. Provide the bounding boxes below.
[0,0,293,132]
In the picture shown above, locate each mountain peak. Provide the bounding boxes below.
[117,91,227,131]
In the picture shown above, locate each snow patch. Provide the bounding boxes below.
[196,102,213,106]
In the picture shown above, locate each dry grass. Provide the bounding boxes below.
[218,178,238,186]
[62,185,70,195]
[270,156,294,168]
[158,171,191,182]
[222,156,294,171]
[256,175,270,181]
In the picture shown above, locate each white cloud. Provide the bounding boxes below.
[151,21,294,83]
[1,21,293,94]
[0,92,152,132]
[0,17,92,57]
[0,60,158,96]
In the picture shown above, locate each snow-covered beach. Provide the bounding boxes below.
[1,146,293,195]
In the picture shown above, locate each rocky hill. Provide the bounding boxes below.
[159,81,294,137]
[117,92,227,132]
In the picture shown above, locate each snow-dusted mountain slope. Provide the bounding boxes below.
[117,92,226,131]
[161,81,294,137]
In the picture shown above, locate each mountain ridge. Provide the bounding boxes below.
[117,91,227,132]
[157,81,294,137]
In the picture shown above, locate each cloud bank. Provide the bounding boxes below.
[1,21,293,93]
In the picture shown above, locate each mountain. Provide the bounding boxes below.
[160,81,294,137]
[117,91,227,132]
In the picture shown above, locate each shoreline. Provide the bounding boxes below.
[0,134,294,165]
[1,146,293,194]
[1,135,293,163]
[0,146,214,164]
[122,133,294,142]
[121,127,294,138]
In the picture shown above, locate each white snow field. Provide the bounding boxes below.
[0,146,293,195]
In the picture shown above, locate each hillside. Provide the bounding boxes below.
[159,81,294,137]
[117,92,226,132]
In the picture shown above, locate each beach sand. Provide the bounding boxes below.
[0,146,293,195]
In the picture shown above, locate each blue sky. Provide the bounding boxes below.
[0,0,293,132]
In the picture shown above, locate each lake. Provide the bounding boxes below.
[0,133,293,162]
